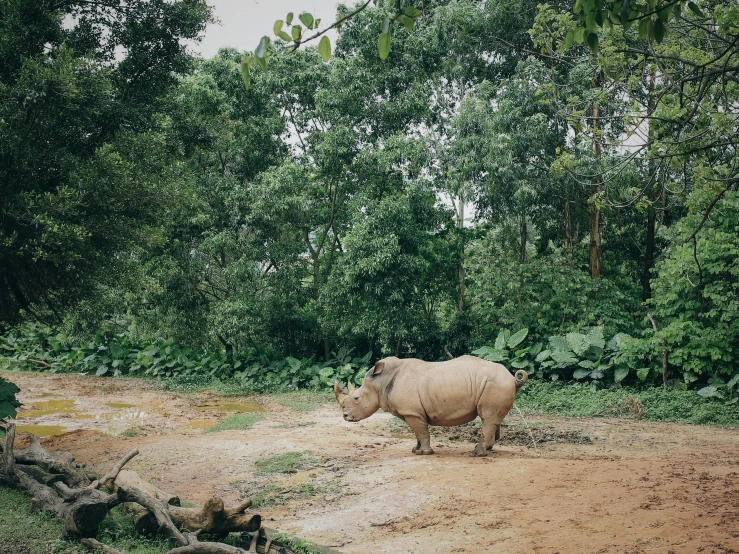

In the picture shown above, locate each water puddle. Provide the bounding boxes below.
[15,424,69,437]
[187,419,216,430]
[23,400,80,418]
[192,401,264,413]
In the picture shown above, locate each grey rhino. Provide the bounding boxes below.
[334,355,528,456]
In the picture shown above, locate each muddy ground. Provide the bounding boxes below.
[4,371,739,554]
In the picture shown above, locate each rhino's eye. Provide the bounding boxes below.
[353,395,359,401]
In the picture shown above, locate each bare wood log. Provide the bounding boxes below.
[117,486,189,546]
[16,464,65,486]
[81,538,126,554]
[166,544,250,554]
[1,423,66,515]
[14,434,91,487]
[89,450,139,490]
[113,469,180,505]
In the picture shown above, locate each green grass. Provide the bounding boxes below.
[120,428,138,437]
[248,479,342,509]
[516,381,739,426]
[206,412,264,432]
[272,392,327,412]
[254,451,320,475]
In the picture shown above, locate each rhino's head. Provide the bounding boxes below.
[333,360,389,422]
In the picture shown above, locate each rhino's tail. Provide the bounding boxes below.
[514,370,528,390]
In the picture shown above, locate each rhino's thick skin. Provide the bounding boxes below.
[334,355,528,457]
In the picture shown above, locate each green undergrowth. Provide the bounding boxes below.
[516,381,739,426]
[206,412,264,432]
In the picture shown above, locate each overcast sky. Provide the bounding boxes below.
[194,0,346,58]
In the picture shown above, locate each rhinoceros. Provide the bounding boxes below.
[334,355,527,456]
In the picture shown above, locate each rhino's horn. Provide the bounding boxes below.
[347,381,356,394]
[333,381,347,403]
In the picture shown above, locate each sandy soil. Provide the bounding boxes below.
[4,371,739,554]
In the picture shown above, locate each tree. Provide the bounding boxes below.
[0,0,213,324]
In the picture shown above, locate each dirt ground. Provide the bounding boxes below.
[4,371,739,554]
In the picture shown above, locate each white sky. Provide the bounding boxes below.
[194,0,346,58]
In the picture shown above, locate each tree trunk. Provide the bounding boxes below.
[642,69,658,301]
[564,200,574,257]
[457,197,466,311]
[590,74,602,280]
[519,211,527,264]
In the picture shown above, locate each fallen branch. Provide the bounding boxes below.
[2,425,326,554]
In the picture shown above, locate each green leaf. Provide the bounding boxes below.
[508,328,529,348]
[286,12,293,25]
[318,36,331,62]
[586,12,598,32]
[401,14,415,32]
[495,330,509,350]
[482,348,509,362]
[614,367,629,382]
[566,333,589,356]
[658,5,671,22]
[564,29,574,48]
[530,343,543,357]
[639,19,649,40]
[653,18,665,42]
[299,12,314,29]
[511,359,529,368]
[382,15,391,34]
[636,367,650,381]
[687,2,704,17]
[726,374,739,389]
[377,33,390,60]
[574,27,586,44]
[697,385,721,398]
[255,36,270,59]
[573,368,590,379]
[277,30,292,42]
[273,20,283,35]
[586,31,599,53]
[291,25,302,41]
[535,349,551,362]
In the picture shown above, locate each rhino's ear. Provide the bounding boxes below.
[333,381,347,403]
[370,360,385,375]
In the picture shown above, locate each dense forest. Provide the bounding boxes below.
[0,0,737,397]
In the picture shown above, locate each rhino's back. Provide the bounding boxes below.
[389,356,516,426]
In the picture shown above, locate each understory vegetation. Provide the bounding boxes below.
[1,0,738,425]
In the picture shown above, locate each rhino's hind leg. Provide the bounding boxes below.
[405,416,434,455]
[471,384,508,457]
[471,420,498,457]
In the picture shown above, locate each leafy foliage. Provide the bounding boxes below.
[0,377,21,430]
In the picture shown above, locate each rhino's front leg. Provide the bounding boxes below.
[404,416,434,455]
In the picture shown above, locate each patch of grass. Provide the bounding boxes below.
[272,392,328,412]
[206,412,264,432]
[254,451,320,475]
[275,421,317,429]
[158,374,216,394]
[120,428,138,437]
[516,381,739,426]
[248,479,342,509]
